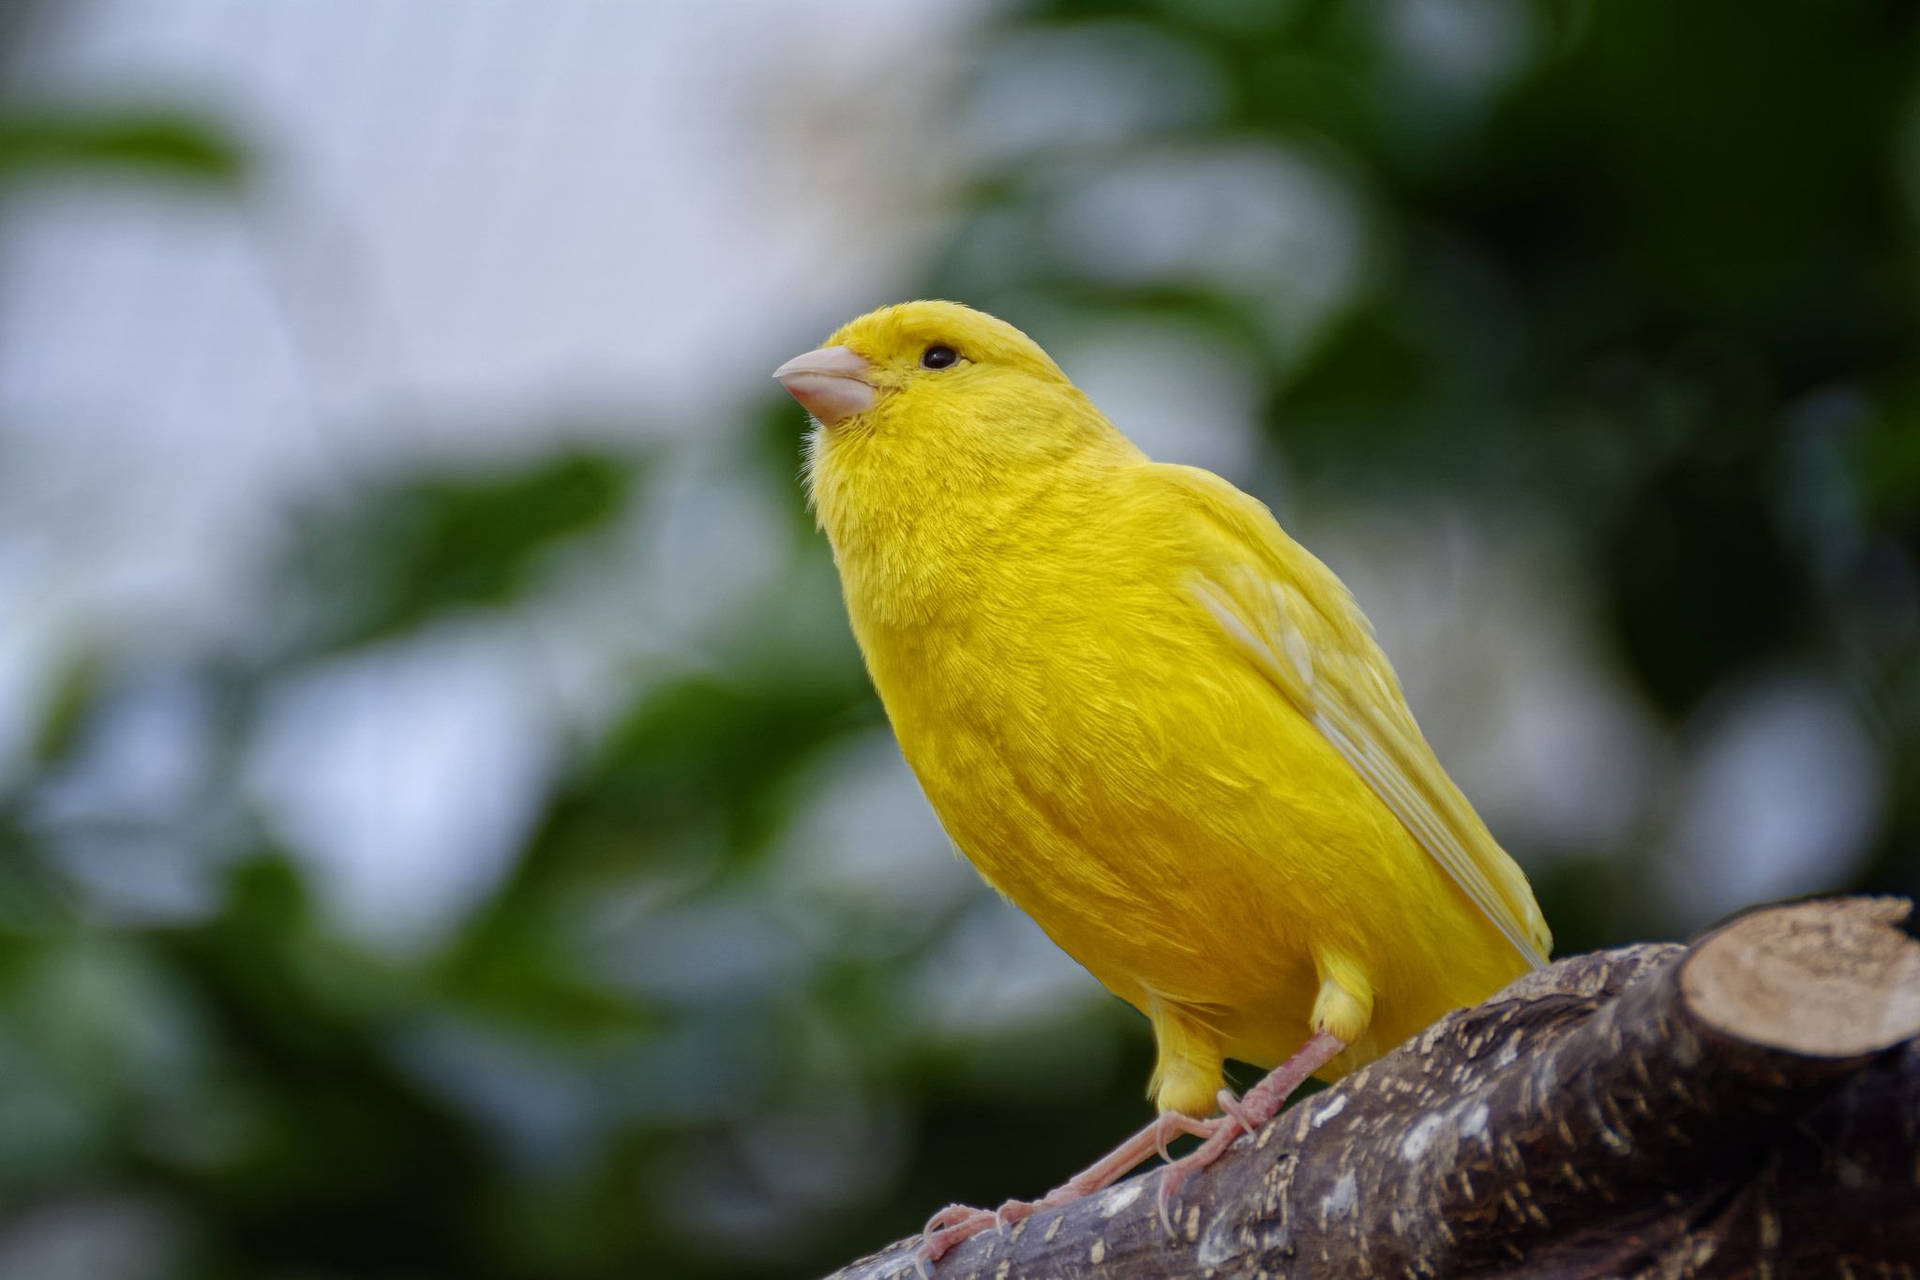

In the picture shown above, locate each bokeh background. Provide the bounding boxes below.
[2,0,1917,1276]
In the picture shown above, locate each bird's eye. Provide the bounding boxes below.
[920,344,959,370]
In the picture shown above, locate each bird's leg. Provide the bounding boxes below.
[1155,1029,1346,1233]
[913,1110,1223,1274]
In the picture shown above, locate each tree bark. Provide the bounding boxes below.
[824,896,1920,1280]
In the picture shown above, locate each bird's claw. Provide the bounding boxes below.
[1154,1119,1177,1165]
[1215,1087,1260,1135]
[919,1203,979,1236]
[993,1198,1036,1235]
[912,1201,1010,1276]
[909,1193,1049,1275]
[1156,1162,1185,1237]
[1155,1109,1254,1237]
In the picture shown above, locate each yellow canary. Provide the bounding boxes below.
[776,301,1550,1254]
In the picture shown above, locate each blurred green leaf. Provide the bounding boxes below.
[152,858,504,1279]
[26,650,106,770]
[277,451,639,654]
[1605,448,1812,713]
[0,108,244,185]
[522,669,878,890]
[1859,397,1920,525]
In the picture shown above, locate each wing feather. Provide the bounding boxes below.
[1171,469,1551,969]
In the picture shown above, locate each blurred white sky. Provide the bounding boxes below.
[0,0,1885,968]
[0,0,985,948]
[1,0,968,643]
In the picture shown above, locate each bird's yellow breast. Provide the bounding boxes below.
[825,453,1527,1091]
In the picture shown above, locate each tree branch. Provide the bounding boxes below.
[825,896,1920,1279]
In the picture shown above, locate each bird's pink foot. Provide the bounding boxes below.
[912,1110,1224,1273]
[914,1194,1057,1275]
[912,1205,998,1277]
[1155,1029,1347,1234]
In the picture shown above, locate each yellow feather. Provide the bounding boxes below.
[800,300,1550,1117]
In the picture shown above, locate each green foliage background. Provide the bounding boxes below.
[4,1,1918,1277]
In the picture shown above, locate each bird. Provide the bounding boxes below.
[774,300,1551,1268]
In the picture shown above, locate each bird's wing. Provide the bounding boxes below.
[1160,465,1552,969]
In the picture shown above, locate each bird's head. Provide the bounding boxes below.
[777,301,1134,544]
[775,299,1071,432]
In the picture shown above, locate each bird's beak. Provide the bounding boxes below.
[773,345,876,425]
